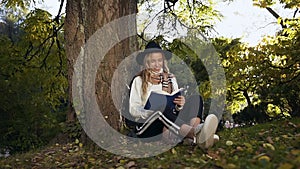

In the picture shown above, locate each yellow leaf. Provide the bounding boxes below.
[226,140,233,146]
[119,159,126,164]
[258,155,271,162]
[171,148,177,155]
[291,149,300,155]
[226,163,237,169]
[282,135,289,139]
[277,17,282,25]
[263,143,275,150]
[278,163,293,169]
[88,157,96,162]
[244,142,252,148]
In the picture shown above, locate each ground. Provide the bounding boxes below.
[1,117,299,169]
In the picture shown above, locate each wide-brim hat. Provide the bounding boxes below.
[136,41,172,65]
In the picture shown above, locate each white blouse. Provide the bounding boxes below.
[129,75,179,121]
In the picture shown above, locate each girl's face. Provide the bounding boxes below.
[147,52,164,73]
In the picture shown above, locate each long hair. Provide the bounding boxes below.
[137,52,170,101]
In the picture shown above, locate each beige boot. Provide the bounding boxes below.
[195,114,219,149]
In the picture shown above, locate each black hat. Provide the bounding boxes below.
[136,41,172,65]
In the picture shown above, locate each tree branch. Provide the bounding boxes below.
[266,7,286,29]
[41,38,55,68]
[293,8,299,18]
[264,58,300,70]
[279,71,300,84]
[23,20,65,68]
[53,0,65,24]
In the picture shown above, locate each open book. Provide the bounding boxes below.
[144,88,185,112]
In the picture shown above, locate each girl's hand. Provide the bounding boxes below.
[173,95,185,107]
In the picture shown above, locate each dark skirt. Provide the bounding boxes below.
[136,95,204,139]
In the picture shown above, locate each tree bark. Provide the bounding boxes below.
[65,0,137,130]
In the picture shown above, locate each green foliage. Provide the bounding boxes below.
[61,122,83,141]
[255,17,300,117]
[213,30,299,122]
[210,0,300,122]
[0,6,67,154]
[176,0,221,32]
[138,0,222,37]
[253,0,300,8]
[253,0,276,7]
[1,0,31,11]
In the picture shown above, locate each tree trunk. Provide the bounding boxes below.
[243,90,252,108]
[65,0,137,130]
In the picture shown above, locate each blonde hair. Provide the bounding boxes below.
[138,52,170,101]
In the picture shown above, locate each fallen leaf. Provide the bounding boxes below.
[207,150,220,160]
[236,146,243,151]
[119,159,126,164]
[253,153,266,159]
[259,130,269,136]
[88,157,96,162]
[282,135,289,139]
[258,155,271,162]
[278,163,293,169]
[116,166,125,169]
[266,136,274,144]
[290,149,300,156]
[288,122,297,128]
[126,161,136,168]
[263,143,275,150]
[171,148,177,155]
[244,142,252,149]
[226,163,237,169]
[44,150,56,156]
[258,132,264,136]
[226,140,233,146]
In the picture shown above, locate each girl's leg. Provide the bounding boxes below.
[179,124,194,138]
[178,95,204,125]
[176,95,203,138]
[190,117,201,128]
[160,95,204,140]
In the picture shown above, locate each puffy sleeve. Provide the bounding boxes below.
[129,76,154,120]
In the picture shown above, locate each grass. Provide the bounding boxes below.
[1,117,299,169]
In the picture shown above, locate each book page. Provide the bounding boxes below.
[151,88,185,96]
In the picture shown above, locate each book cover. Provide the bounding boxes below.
[144,88,185,112]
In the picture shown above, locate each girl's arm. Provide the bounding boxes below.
[129,76,154,120]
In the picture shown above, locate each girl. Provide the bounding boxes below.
[129,41,219,148]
